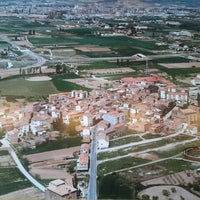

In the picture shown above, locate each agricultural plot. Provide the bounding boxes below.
[0,77,58,97]
[0,167,32,195]
[159,62,200,69]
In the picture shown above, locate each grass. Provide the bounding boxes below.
[0,150,9,156]
[153,57,190,63]
[98,156,149,175]
[0,167,32,195]
[110,136,142,147]
[20,136,82,155]
[0,77,58,97]
[29,30,166,57]
[98,134,196,160]
[0,73,91,98]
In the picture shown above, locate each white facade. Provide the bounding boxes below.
[102,112,125,125]
[97,138,109,149]
[82,115,93,127]
[81,127,91,137]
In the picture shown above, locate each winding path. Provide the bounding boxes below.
[0,138,46,192]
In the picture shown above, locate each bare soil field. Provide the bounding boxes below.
[26,76,52,81]
[159,62,200,69]
[30,168,73,179]
[0,155,15,167]
[82,67,135,75]
[75,45,111,52]
[134,153,159,161]
[24,146,80,163]
[66,78,112,89]
[138,185,200,200]
[0,187,45,200]
[141,169,200,186]
[25,147,79,180]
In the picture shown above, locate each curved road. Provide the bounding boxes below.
[0,138,46,192]
[0,34,46,70]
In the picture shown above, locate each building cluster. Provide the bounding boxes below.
[1,73,199,147]
[0,73,200,198]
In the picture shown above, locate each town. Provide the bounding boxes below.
[0,0,200,200]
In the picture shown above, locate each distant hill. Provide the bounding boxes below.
[143,0,200,7]
[2,0,200,7]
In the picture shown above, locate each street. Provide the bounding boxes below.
[88,126,98,200]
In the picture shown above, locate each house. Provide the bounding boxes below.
[30,113,52,135]
[80,143,90,154]
[96,131,109,149]
[159,87,189,102]
[77,152,89,171]
[5,128,19,144]
[80,127,91,137]
[71,90,88,99]
[49,93,68,104]
[102,111,125,126]
[82,113,94,127]
[46,179,77,200]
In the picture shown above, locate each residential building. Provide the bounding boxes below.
[96,131,109,149]
[46,179,77,200]
[102,111,125,126]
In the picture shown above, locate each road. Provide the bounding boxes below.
[0,34,46,70]
[0,138,46,192]
[49,53,184,64]
[88,126,98,200]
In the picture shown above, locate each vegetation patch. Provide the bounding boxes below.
[110,136,142,147]
[20,136,82,155]
[0,77,58,97]
[98,173,143,200]
[98,156,149,175]
[0,167,32,195]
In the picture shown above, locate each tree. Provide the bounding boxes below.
[67,161,76,174]
[117,59,119,66]
[152,196,159,200]
[19,67,22,75]
[162,189,170,197]
[39,67,42,74]
[28,30,32,35]
[171,187,176,193]
[22,69,26,75]
[197,93,200,107]
[73,174,78,188]
[56,63,62,74]
[141,194,150,200]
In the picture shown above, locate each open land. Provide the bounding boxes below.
[159,62,200,69]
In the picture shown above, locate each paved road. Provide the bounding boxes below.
[0,34,46,70]
[88,126,98,200]
[0,138,46,192]
[49,53,184,64]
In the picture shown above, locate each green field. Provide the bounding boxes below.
[0,77,58,97]
[0,167,32,195]
[0,73,90,98]
[28,31,166,57]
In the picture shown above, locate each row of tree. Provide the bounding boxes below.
[19,67,42,75]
